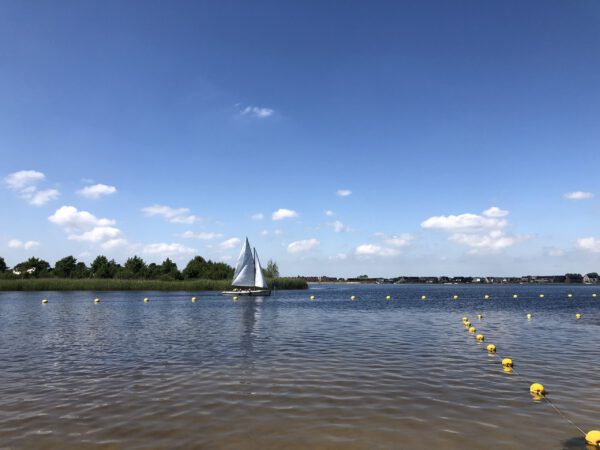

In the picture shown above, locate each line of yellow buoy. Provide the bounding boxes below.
[460,314,598,446]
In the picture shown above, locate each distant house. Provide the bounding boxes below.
[583,274,598,284]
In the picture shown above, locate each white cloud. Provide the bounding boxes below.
[421,212,507,231]
[355,244,399,256]
[101,238,129,250]
[272,208,298,221]
[29,189,60,206]
[142,204,201,224]
[482,206,509,218]
[240,106,274,118]
[251,213,265,220]
[336,189,352,197]
[421,207,527,253]
[324,210,335,217]
[77,183,117,199]
[331,220,350,233]
[577,237,600,253]
[4,170,59,206]
[287,238,319,253]
[7,239,40,250]
[375,233,415,247]
[564,191,594,200]
[260,229,283,236]
[49,205,115,231]
[330,253,348,260]
[220,237,241,249]
[181,231,223,240]
[143,242,196,256]
[4,170,45,190]
[449,230,530,254]
[68,226,121,242]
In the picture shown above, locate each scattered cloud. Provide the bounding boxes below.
[4,170,59,206]
[330,253,348,260]
[564,191,594,201]
[219,237,241,249]
[375,233,415,247]
[336,189,352,197]
[49,205,124,249]
[288,238,319,253]
[77,183,117,199]
[331,220,350,233]
[142,242,196,256]
[101,238,129,250]
[260,229,283,236]
[240,106,274,119]
[181,231,223,240]
[577,237,600,253]
[7,239,40,250]
[251,213,265,220]
[356,244,399,257]
[142,204,201,224]
[272,208,298,221]
[324,210,335,217]
[421,207,529,253]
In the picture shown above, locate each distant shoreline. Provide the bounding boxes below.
[0,277,308,292]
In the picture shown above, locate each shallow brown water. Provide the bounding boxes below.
[0,284,599,449]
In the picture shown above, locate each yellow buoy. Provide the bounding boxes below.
[502,358,513,368]
[527,313,532,320]
[232,296,238,301]
[310,295,315,300]
[41,299,48,304]
[539,294,544,298]
[386,295,391,300]
[453,295,459,300]
[94,298,100,304]
[468,326,476,333]
[529,383,545,396]
[576,313,582,319]
[484,294,490,299]
[477,314,483,320]
[462,316,468,322]
[585,430,600,446]
[567,293,573,298]
[143,297,149,303]
[421,295,426,300]
[487,344,496,353]
[476,334,484,341]
[593,293,597,298]
[191,297,197,302]
[464,321,471,327]
[513,294,518,299]
[350,295,356,300]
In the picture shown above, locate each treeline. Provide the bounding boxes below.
[0,255,244,281]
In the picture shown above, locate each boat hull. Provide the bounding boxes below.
[222,289,271,297]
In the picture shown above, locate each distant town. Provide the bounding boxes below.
[298,273,599,284]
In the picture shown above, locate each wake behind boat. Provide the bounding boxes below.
[222,238,271,296]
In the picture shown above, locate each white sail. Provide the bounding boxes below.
[253,249,267,289]
[232,238,255,287]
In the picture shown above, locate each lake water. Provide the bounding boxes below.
[0,284,599,449]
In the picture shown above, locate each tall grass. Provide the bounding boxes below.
[0,277,308,291]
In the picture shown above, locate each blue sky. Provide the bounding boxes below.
[1,0,599,277]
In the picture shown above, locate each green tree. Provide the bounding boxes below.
[91,255,119,278]
[14,257,50,277]
[586,272,599,278]
[160,258,180,280]
[72,262,90,278]
[264,259,279,278]
[54,256,78,278]
[123,255,147,279]
[183,256,233,280]
[0,257,7,272]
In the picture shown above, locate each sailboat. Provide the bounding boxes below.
[222,238,271,296]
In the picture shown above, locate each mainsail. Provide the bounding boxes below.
[232,238,256,287]
[253,249,267,289]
